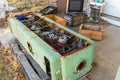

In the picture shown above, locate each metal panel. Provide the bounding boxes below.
[10,13,94,80]
[115,66,120,80]
[10,18,61,80]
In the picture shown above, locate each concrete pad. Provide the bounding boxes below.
[70,24,120,80]
[83,25,120,80]
[0,27,14,47]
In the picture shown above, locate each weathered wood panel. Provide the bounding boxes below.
[10,39,41,80]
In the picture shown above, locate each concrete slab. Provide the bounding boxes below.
[70,24,120,80]
[88,25,120,80]
[0,27,14,47]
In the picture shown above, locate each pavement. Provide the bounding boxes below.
[71,24,120,80]
[0,27,14,47]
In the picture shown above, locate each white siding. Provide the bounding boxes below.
[104,0,120,18]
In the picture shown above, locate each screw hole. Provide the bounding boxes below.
[27,42,34,55]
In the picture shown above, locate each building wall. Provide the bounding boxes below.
[0,0,8,18]
[83,0,94,16]
[104,0,120,18]
[17,0,120,18]
[82,0,120,18]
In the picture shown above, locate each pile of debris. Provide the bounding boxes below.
[8,0,48,12]
[0,0,49,29]
[0,18,8,28]
[0,43,26,80]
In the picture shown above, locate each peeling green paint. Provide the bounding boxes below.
[115,66,120,80]
[9,13,94,80]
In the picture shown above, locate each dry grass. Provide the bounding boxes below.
[99,18,109,25]
[0,43,26,80]
[0,19,8,28]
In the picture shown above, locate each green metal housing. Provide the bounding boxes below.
[9,13,94,80]
[115,66,120,80]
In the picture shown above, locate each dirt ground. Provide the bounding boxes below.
[0,43,26,80]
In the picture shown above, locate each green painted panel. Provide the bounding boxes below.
[61,46,94,80]
[115,66,120,80]
[27,37,62,80]
[10,18,61,80]
[10,13,94,80]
